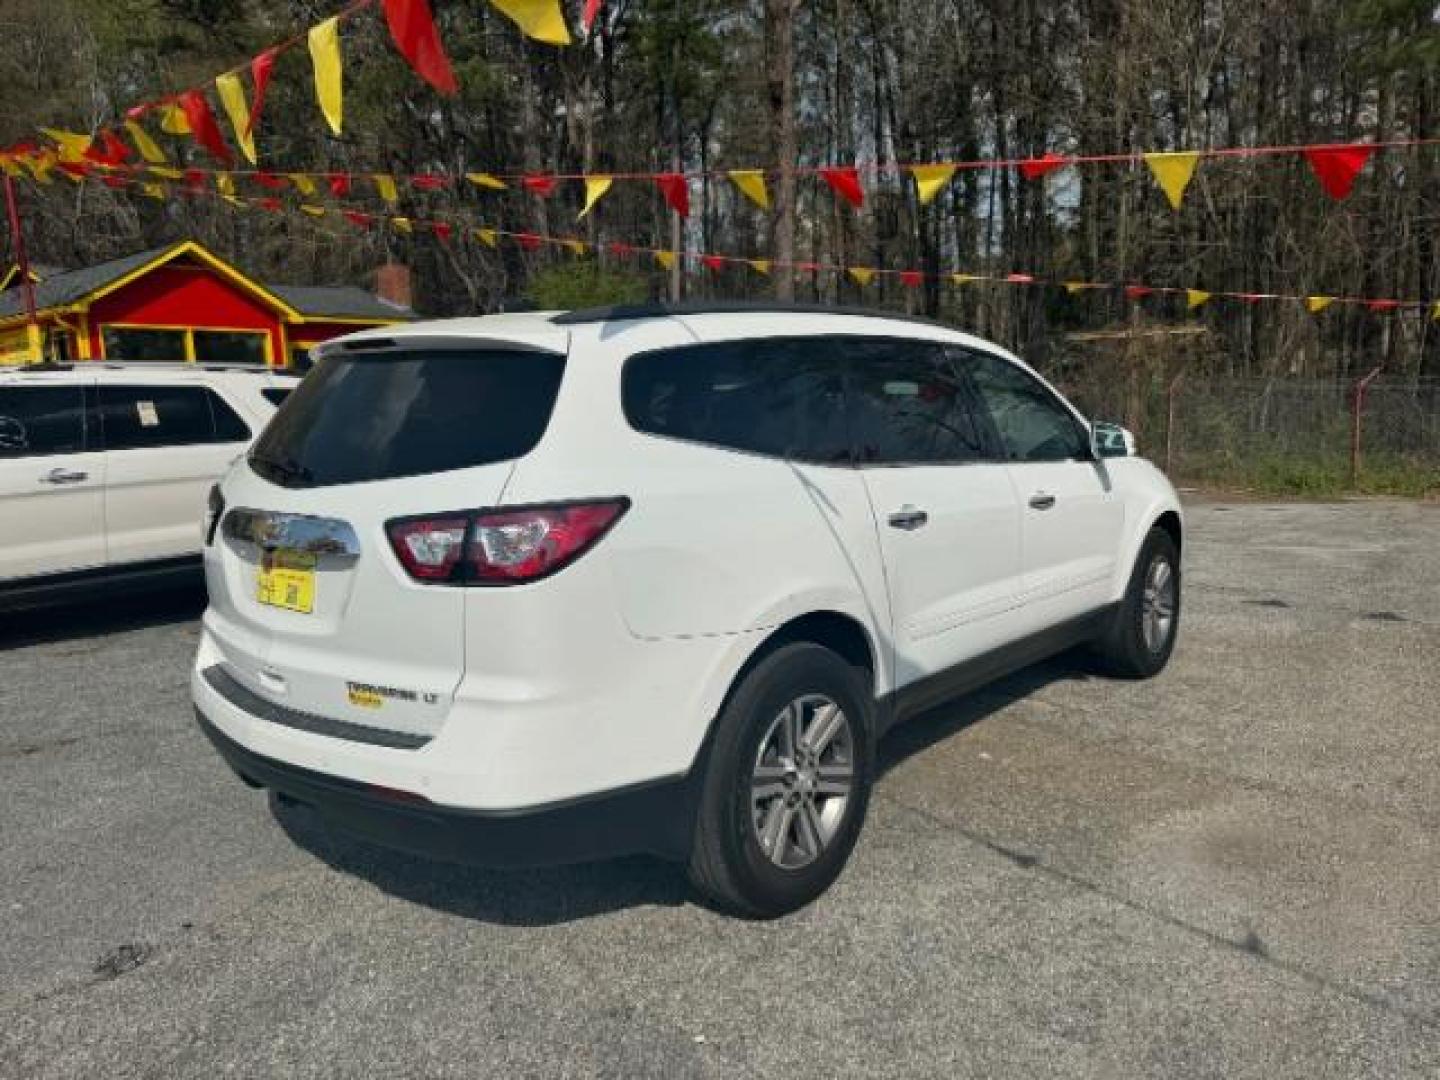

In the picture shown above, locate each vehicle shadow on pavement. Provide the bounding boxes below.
[877,648,1098,777]
[271,795,692,926]
[267,649,1096,927]
[0,587,206,651]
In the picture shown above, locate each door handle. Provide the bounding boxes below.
[888,506,929,530]
[1028,492,1056,510]
[40,467,89,485]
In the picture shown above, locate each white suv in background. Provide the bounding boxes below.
[193,305,1182,916]
[0,363,297,612]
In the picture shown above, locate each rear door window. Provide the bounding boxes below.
[845,340,990,465]
[0,386,88,458]
[249,349,566,488]
[622,338,850,464]
[97,385,252,450]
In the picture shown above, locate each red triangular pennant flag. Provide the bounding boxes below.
[1304,144,1376,201]
[1236,293,1264,304]
[1124,284,1153,300]
[245,49,277,138]
[58,162,91,180]
[523,175,556,197]
[1367,299,1400,312]
[101,175,127,190]
[183,168,206,190]
[701,254,726,272]
[820,166,863,208]
[899,270,924,288]
[253,171,287,190]
[329,174,352,197]
[608,241,634,257]
[381,0,458,96]
[431,221,453,242]
[517,233,543,251]
[342,210,374,229]
[1018,153,1067,181]
[178,89,232,165]
[1006,272,1036,284]
[656,173,690,216]
[84,130,132,166]
[582,0,603,31]
[412,174,448,191]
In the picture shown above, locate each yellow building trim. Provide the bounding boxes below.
[285,314,407,327]
[83,240,305,321]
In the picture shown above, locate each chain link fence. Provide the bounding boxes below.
[1053,370,1440,495]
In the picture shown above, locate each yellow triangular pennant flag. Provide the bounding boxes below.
[466,172,508,190]
[578,175,612,219]
[476,228,498,247]
[1063,281,1094,295]
[563,239,587,256]
[309,17,344,136]
[148,166,183,180]
[951,273,978,286]
[374,175,399,204]
[654,250,676,270]
[392,217,413,233]
[748,259,770,275]
[214,73,257,164]
[1306,296,1334,314]
[159,104,191,135]
[1143,151,1200,212]
[288,174,316,195]
[124,122,167,165]
[222,195,247,208]
[728,170,770,209]
[215,173,236,196]
[23,151,56,184]
[300,204,326,217]
[1433,301,1440,321]
[141,182,166,200]
[848,267,876,287]
[489,0,571,46]
[1187,289,1211,310]
[466,172,506,191]
[41,129,91,164]
[910,164,956,206]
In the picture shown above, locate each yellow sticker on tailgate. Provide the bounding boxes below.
[256,551,316,614]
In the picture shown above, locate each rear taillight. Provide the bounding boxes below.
[385,499,628,586]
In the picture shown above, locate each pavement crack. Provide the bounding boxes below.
[878,792,1439,1031]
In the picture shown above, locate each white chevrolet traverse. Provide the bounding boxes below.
[193,305,1182,916]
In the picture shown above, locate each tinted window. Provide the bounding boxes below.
[623,339,849,463]
[250,350,565,488]
[0,386,87,458]
[960,349,1088,462]
[847,340,989,465]
[194,330,267,367]
[98,386,250,450]
[102,327,187,362]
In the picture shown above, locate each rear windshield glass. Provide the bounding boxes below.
[249,349,565,488]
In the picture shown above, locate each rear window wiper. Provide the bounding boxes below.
[251,453,315,484]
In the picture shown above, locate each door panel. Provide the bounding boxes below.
[846,340,1025,690]
[958,347,1124,626]
[0,384,106,580]
[97,385,250,565]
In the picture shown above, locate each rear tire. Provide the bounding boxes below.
[687,643,874,918]
[1093,527,1181,678]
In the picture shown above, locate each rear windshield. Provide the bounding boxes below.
[249,349,565,488]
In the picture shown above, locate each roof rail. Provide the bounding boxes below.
[550,300,951,329]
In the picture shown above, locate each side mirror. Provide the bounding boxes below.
[1091,421,1136,459]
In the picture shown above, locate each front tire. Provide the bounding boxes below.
[688,643,874,918]
[1093,526,1181,678]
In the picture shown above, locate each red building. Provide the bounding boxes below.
[0,240,412,367]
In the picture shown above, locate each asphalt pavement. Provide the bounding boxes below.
[2,498,1437,1078]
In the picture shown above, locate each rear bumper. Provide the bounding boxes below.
[195,707,696,867]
